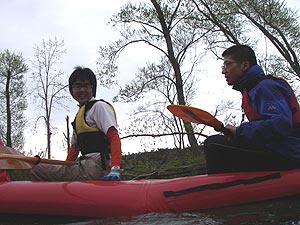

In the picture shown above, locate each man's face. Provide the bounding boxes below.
[72,79,93,106]
[222,55,248,86]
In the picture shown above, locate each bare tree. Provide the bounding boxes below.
[31,38,69,159]
[192,0,300,77]
[97,0,206,150]
[63,115,70,152]
[0,49,28,149]
[98,0,300,151]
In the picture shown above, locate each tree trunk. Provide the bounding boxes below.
[65,116,70,151]
[5,70,12,147]
[47,120,51,159]
[151,0,199,151]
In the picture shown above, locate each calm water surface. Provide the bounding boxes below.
[1,196,300,225]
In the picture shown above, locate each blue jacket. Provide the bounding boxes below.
[233,65,300,161]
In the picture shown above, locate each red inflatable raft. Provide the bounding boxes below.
[0,169,299,218]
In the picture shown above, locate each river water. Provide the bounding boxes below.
[1,196,300,225]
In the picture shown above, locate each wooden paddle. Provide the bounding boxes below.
[0,146,76,170]
[167,104,232,135]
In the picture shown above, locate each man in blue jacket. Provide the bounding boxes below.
[204,45,300,174]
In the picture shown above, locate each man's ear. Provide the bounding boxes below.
[242,61,250,72]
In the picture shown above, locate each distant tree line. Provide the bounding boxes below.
[0,38,69,158]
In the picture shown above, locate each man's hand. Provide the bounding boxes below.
[224,124,236,141]
[101,166,120,181]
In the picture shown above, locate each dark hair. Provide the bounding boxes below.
[222,45,257,66]
[69,66,97,97]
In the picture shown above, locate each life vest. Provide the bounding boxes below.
[72,99,116,170]
[242,76,300,124]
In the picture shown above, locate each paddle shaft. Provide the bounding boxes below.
[0,154,76,166]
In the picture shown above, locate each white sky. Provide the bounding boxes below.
[0,0,299,159]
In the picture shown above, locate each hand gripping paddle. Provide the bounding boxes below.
[167,104,232,135]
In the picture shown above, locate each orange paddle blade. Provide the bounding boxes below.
[167,104,233,136]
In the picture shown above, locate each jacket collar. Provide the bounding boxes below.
[233,65,266,92]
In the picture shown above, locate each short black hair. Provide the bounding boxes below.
[222,45,257,66]
[69,66,97,97]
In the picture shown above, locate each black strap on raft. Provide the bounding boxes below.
[164,172,281,198]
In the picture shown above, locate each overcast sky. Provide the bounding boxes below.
[0,0,140,158]
[0,0,299,159]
